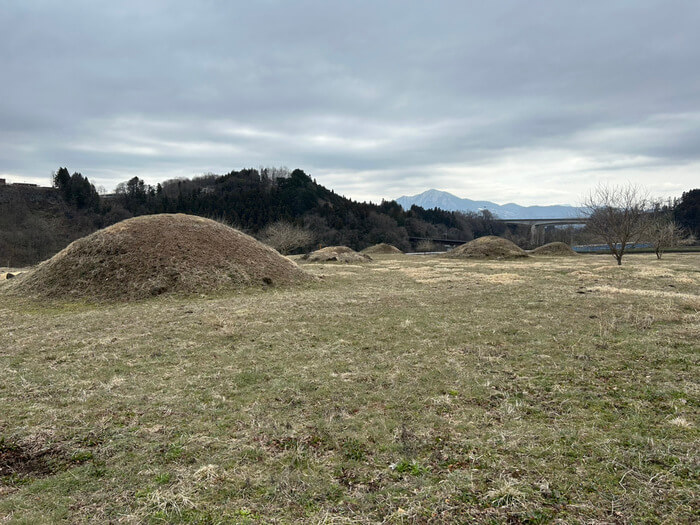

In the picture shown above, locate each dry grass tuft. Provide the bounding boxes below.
[669,417,693,428]
[531,242,578,256]
[361,243,403,255]
[445,236,529,259]
[305,246,372,263]
[5,214,310,301]
[591,285,700,305]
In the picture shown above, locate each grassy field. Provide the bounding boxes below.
[1,253,698,523]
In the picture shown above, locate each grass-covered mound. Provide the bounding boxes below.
[445,236,529,259]
[7,214,310,300]
[361,243,403,255]
[531,242,579,256]
[305,246,372,263]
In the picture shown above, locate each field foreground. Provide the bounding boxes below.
[1,254,698,523]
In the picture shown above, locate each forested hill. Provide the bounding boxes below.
[2,167,511,265]
[104,168,510,252]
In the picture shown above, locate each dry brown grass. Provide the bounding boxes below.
[0,252,697,523]
[361,243,403,255]
[531,242,578,256]
[6,214,310,301]
[591,284,700,304]
[305,246,373,263]
[445,236,529,259]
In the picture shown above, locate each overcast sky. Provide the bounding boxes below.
[1,1,698,205]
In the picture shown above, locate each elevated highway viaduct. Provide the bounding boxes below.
[497,218,588,245]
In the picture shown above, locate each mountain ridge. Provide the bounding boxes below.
[395,189,582,219]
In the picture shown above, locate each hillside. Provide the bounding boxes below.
[0,185,102,267]
[396,188,582,219]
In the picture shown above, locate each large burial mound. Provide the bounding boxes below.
[531,242,578,256]
[361,243,403,255]
[305,246,372,263]
[8,214,310,300]
[445,236,529,259]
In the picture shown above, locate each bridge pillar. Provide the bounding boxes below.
[530,224,546,246]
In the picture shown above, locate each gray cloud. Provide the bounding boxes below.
[1,1,699,204]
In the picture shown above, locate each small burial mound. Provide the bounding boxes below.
[361,243,403,255]
[531,242,578,256]
[8,214,310,301]
[305,246,372,263]
[445,236,529,259]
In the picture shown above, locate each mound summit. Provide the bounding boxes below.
[361,243,403,255]
[531,242,578,256]
[445,236,529,259]
[305,246,372,263]
[9,214,310,300]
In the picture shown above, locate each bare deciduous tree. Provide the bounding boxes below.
[648,219,685,259]
[582,184,650,265]
[260,221,314,255]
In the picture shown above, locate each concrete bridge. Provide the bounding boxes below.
[497,217,588,245]
[409,217,588,249]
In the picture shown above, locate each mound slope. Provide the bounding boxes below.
[305,246,372,263]
[445,236,529,259]
[9,214,310,300]
[361,243,403,255]
[531,242,578,256]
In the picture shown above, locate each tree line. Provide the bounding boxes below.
[49,167,700,259]
[51,166,519,253]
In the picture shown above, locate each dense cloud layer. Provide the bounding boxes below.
[2,1,698,204]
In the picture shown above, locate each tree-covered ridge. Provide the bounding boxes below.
[41,166,700,259]
[100,167,510,252]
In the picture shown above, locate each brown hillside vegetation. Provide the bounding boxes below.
[305,246,372,263]
[531,241,579,256]
[6,214,310,301]
[0,185,100,266]
[445,235,529,259]
[361,243,403,255]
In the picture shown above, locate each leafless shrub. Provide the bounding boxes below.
[260,221,315,255]
[415,240,441,252]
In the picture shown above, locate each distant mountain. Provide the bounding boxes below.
[395,189,582,220]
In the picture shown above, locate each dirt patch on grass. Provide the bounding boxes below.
[361,243,403,255]
[0,438,64,482]
[531,242,578,256]
[5,214,311,301]
[304,246,372,263]
[445,236,529,259]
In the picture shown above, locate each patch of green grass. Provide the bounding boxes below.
[392,459,427,476]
